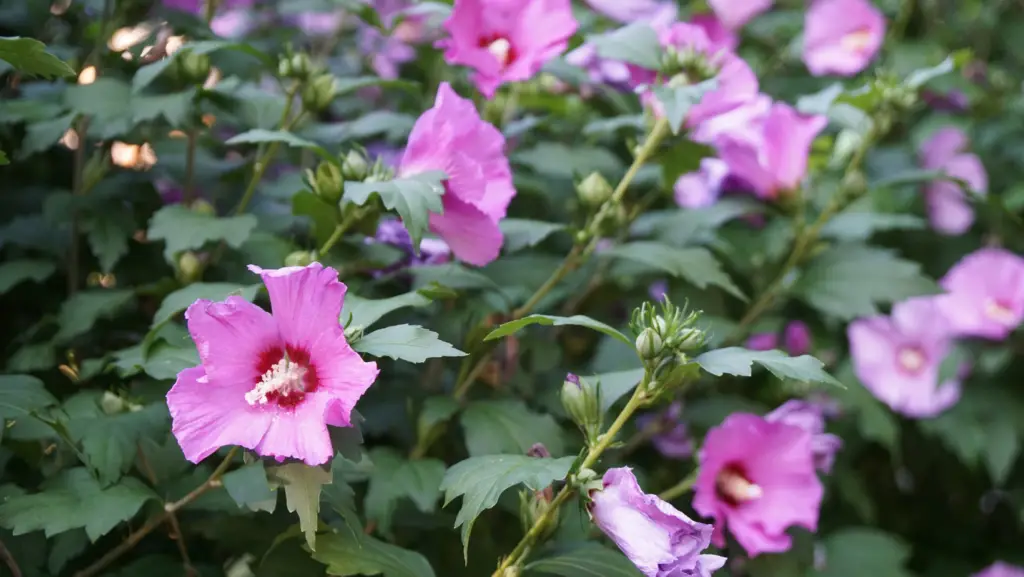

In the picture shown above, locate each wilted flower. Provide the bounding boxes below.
[802,0,885,76]
[848,297,961,418]
[167,262,379,466]
[918,126,988,235]
[765,399,842,473]
[636,401,694,459]
[973,562,1024,577]
[590,467,726,577]
[938,248,1024,340]
[674,158,730,208]
[398,82,515,265]
[707,0,773,30]
[439,0,578,98]
[694,413,822,556]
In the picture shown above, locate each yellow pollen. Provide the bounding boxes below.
[716,469,763,503]
[487,38,512,67]
[984,299,1016,324]
[840,29,874,52]
[246,358,307,406]
[898,348,925,372]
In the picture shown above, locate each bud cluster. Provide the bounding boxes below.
[629,298,705,398]
[660,46,718,85]
[277,48,339,113]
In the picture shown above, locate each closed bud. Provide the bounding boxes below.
[674,327,704,351]
[284,250,315,267]
[177,51,211,84]
[635,328,663,361]
[341,150,369,181]
[577,172,613,207]
[841,169,867,197]
[100,391,127,415]
[302,73,338,112]
[177,251,203,284]
[560,374,602,444]
[309,161,344,203]
[344,323,364,343]
[287,53,313,80]
[188,199,216,216]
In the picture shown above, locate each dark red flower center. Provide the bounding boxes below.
[715,464,762,507]
[478,34,517,68]
[249,345,319,409]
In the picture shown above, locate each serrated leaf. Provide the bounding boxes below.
[82,209,134,273]
[499,219,566,253]
[525,543,643,576]
[312,529,437,577]
[365,447,445,536]
[813,528,912,577]
[0,259,55,295]
[0,467,156,540]
[64,78,134,138]
[0,37,74,78]
[695,347,841,386]
[0,374,58,419]
[352,324,465,363]
[484,314,631,345]
[20,113,75,158]
[460,399,566,457]
[54,289,134,343]
[410,262,502,293]
[589,22,661,69]
[651,79,719,133]
[225,129,332,160]
[68,403,169,486]
[605,242,745,300]
[341,292,432,330]
[152,282,261,327]
[793,244,940,320]
[48,529,89,574]
[147,205,257,262]
[275,462,333,551]
[131,89,196,127]
[344,172,446,249]
[222,461,276,512]
[440,455,575,557]
[593,368,645,413]
[639,198,761,246]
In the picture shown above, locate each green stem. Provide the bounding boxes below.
[183,128,197,205]
[658,469,699,501]
[317,209,363,256]
[233,84,302,216]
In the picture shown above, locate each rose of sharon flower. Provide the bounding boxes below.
[708,0,772,30]
[674,158,730,209]
[694,413,822,556]
[973,562,1024,577]
[746,321,813,356]
[715,102,827,200]
[439,0,577,98]
[369,218,452,275]
[765,400,842,473]
[918,126,988,235]
[938,248,1024,340]
[398,82,515,266]
[167,263,379,466]
[802,0,885,77]
[847,297,961,418]
[590,467,726,577]
[636,401,694,459]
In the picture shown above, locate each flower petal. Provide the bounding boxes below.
[186,295,281,386]
[247,262,347,350]
[429,193,504,266]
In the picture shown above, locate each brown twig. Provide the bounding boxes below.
[136,445,194,575]
[0,538,22,577]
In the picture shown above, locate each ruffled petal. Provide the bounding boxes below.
[185,296,281,385]
[429,193,504,266]
[247,262,347,350]
[308,331,379,428]
[251,395,336,466]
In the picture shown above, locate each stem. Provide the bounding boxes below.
[183,129,198,205]
[658,469,699,501]
[317,208,364,256]
[233,84,302,216]
[203,0,219,24]
[136,445,193,574]
[492,375,651,576]
[73,447,239,577]
[0,538,21,577]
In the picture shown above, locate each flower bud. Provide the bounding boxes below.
[635,328,663,361]
[308,161,344,203]
[176,51,211,84]
[674,327,704,351]
[284,53,313,80]
[577,172,613,207]
[188,199,216,216]
[176,251,203,284]
[302,73,339,112]
[284,250,315,267]
[341,150,369,181]
[560,373,602,444]
[100,391,127,415]
[518,489,556,538]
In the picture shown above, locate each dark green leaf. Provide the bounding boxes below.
[526,543,643,576]
[20,113,75,158]
[82,209,135,273]
[148,205,257,262]
[605,242,745,300]
[131,90,196,127]
[0,150,7,164]
[365,447,445,536]
[695,347,842,386]
[813,528,912,577]
[69,402,169,486]
[484,314,632,346]
[819,211,926,241]
[47,529,89,574]
[461,399,566,457]
[222,461,276,511]
[64,78,134,138]
[132,40,270,92]
[352,324,466,363]
[292,190,339,247]
[499,219,566,253]
[54,289,134,343]
[152,282,261,327]
[344,172,446,249]
[0,259,55,295]
[589,22,661,69]
[0,374,57,419]
[333,75,420,96]
[341,292,432,330]
[418,396,459,432]
[141,342,199,380]
[225,129,333,160]
[273,462,333,550]
[0,37,74,78]
[313,529,437,577]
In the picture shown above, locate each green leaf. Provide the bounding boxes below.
[418,396,459,433]
[461,400,566,457]
[658,137,716,188]
[593,368,646,413]
[333,75,420,96]
[313,529,436,577]
[148,205,257,262]
[0,150,7,164]
[605,242,745,300]
[365,447,445,536]
[819,211,926,242]
[63,78,134,138]
[152,282,261,327]
[485,314,632,346]
[132,40,270,92]
[589,22,661,69]
[0,467,156,540]
[344,172,446,249]
[54,289,134,343]
[82,209,135,273]
[273,462,333,551]
[832,362,899,451]
[222,461,276,512]
[68,402,169,486]
[225,129,332,160]
[341,292,432,330]
[411,262,502,293]
[0,259,55,295]
[525,543,643,576]
[292,191,339,247]
[695,347,842,386]
[441,455,576,557]
[352,324,466,363]
[20,113,75,158]
[651,79,719,133]
[904,55,955,89]
[0,37,74,78]
[0,374,57,419]
[499,219,566,253]
[141,343,199,380]
[131,90,196,127]
[793,244,940,320]
[48,529,89,575]
[813,528,912,577]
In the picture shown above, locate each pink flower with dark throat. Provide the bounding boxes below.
[439,0,578,98]
[398,82,516,266]
[938,248,1024,340]
[167,263,379,466]
[694,413,823,556]
[918,126,988,235]
[802,0,885,76]
[765,399,842,474]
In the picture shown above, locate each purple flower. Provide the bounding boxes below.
[371,218,452,269]
[648,280,669,301]
[803,0,885,77]
[746,321,813,356]
[707,0,772,30]
[565,42,633,88]
[765,399,842,473]
[918,126,988,235]
[922,89,970,113]
[590,467,726,577]
[289,11,345,36]
[937,248,1024,340]
[847,297,961,418]
[674,158,729,209]
[694,413,822,556]
[973,562,1024,577]
[637,402,694,460]
[360,25,418,78]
